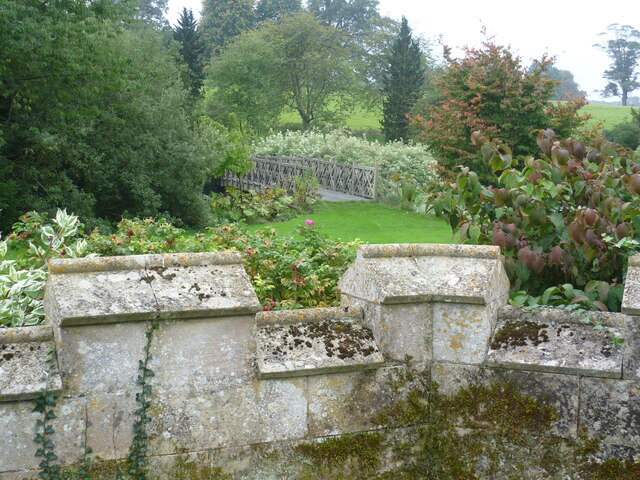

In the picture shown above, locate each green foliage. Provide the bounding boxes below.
[252,129,441,198]
[1,210,91,327]
[127,322,159,480]
[381,17,424,142]
[206,13,357,130]
[173,8,206,96]
[427,129,640,310]
[542,66,587,101]
[595,24,640,106]
[200,0,256,54]
[0,1,230,230]
[210,176,319,225]
[412,41,589,179]
[603,121,640,150]
[256,0,301,22]
[205,32,285,132]
[33,389,60,480]
[211,223,359,309]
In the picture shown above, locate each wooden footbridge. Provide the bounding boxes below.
[214,155,377,200]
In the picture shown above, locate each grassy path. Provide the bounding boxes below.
[246,201,454,244]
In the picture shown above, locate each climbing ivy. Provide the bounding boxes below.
[126,322,159,480]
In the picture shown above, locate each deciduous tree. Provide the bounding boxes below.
[200,0,256,55]
[380,16,424,142]
[412,41,588,179]
[595,24,640,106]
[255,0,301,22]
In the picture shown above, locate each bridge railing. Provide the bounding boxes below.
[215,155,377,199]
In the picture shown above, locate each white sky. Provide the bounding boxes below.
[166,0,640,102]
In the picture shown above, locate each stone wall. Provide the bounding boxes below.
[1,246,639,479]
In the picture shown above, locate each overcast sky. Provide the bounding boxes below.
[166,0,640,102]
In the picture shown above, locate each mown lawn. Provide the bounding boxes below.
[245,201,454,244]
[280,102,633,132]
[582,103,634,128]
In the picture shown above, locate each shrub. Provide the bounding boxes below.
[209,174,320,225]
[411,41,588,180]
[252,129,441,198]
[603,121,640,150]
[1,212,359,327]
[426,130,640,311]
[1,210,92,327]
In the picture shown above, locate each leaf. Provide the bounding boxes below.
[469,224,481,244]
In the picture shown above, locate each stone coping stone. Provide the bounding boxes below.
[0,335,62,402]
[0,325,53,344]
[46,252,260,326]
[338,243,506,305]
[256,306,363,327]
[256,319,384,379]
[622,253,640,315]
[487,306,627,378]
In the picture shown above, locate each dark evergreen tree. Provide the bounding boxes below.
[200,0,256,55]
[173,8,206,95]
[256,0,301,22]
[381,16,424,142]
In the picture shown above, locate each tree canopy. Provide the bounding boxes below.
[595,24,640,106]
[412,42,588,179]
[0,0,240,230]
[200,0,256,55]
[206,13,356,130]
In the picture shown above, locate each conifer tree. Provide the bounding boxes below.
[381,17,424,142]
[200,0,256,55]
[173,8,206,95]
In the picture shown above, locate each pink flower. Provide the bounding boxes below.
[305,219,314,226]
[245,249,254,255]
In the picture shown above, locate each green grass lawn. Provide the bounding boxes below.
[280,101,633,133]
[582,103,634,128]
[245,201,454,244]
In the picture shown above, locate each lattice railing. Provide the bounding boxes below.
[215,156,377,199]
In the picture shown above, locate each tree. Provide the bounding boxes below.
[173,8,206,95]
[306,0,379,38]
[206,13,356,130]
[411,41,588,179]
[544,66,586,101]
[205,29,285,132]
[135,0,169,29]
[595,24,640,106]
[200,0,256,55]
[255,0,301,22]
[0,0,233,230]
[380,16,424,142]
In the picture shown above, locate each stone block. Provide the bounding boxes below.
[55,321,148,396]
[487,310,625,378]
[147,378,308,455]
[0,326,61,402]
[0,397,85,472]
[579,377,640,447]
[307,366,428,437]
[432,298,501,364]
[256,320,384,379]
[622,254,640,315]
[46,252,260,327]
[0,470,39,480]
[340,297,432,365]
[151,315,255,393]
[431,362,579,437]
[146,451,214,480]
[85,392,137,461]
[338,243,509,305]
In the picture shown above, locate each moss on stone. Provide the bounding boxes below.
[295,432,385,479]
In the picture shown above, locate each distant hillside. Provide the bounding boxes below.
[582,103,634,128]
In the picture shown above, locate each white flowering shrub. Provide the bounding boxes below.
[252,130,442,199]
[0,210,93,327]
